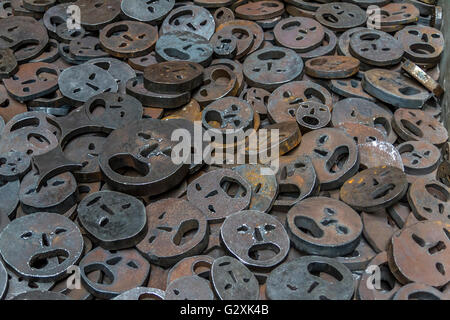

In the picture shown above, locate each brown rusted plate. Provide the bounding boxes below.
[337,122,386,145]
[100,21,158,58]
[0,16,48,62]
[315,2,367,32]
[268,80,332,123]
[341,166,408,212]
[296,128,359,190]
[221,210,290,269]
[163,99,202,122]
[367,3,419,26]
[3,62,59,102]
[193,64,236,107]
[235,1,284,21]
[393,282,449,300]
[76,0,121,31]
[397,140,441,175]
[128,52,158,71]
[240,87,270,120]
[216,20,264,57]
[212,22,255,60]
[144,61,203,94]
[392,108,448,146]
[305,56,359,79]
[349,29,404,67]
[213,6,234,25]
[388,220,450,287]
[273,17,324,53]
[286,196,363,257]
[167,255,214,286]
[408,178,449,224]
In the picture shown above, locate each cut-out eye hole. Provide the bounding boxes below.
[54,228,67,235]
[21,232,32,239]
[264,224,276,232]
[106,257,122,265]
[127,261,138,269]
[237,225,248,233]
[87,196,101,207]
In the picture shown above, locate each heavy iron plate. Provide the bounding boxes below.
[295,128,359,190]
[232,164,278,213]
[331,98,396,144]
[286,197,363,257]
[240,87,270,120]
[392,108,448,146]
[167,255,214,285]
[305,56,360,79]
[298,27,337,61]
[0,111,59,157]
[216,20,264,56]
[121,0,175,23]
[266,256,354,300]
[395,26,444,65]
[98,119,189,197]
[192,64,237,107]
[388,220,450,287]
[220,210,290,269]
[335,237,375,272]
[68,37,108,61]
[0,212,83,282]
[126,74,191,109]
[210,23,254,60]
[362,69,430,109]
[211,256,259,300]
[330,77,376,102]
[340,166,408,212]
[58,64,118,103]
[143,61,204,94]
[76,0,121,31]
[0,150,31,181]
[243,46,303,91]
[273,17,324,53]
[78,191,148,250]
[187,168,252,223]
[408,178,449,224]
[367,3,419,26]
[295,101,330,132]
[161,4,215,40]
[273,154,318,211]
[79,247,150,299]
[165,275,214,300]
[19,170,78,215]
[213,6,235,25]
[267,80,332,124]
[349,29,404,67]
[87,58,136,94]
[3,62,59,102]
[201,96,254,133]
[155,31,213,67]
[397,140,441,175]
[235,1,284,21]
[99,21,158,58]
[136,198,208,267]
[315,2,367,32]
[0,16,48,62]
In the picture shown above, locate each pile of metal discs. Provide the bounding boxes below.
[0,0,448,300]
